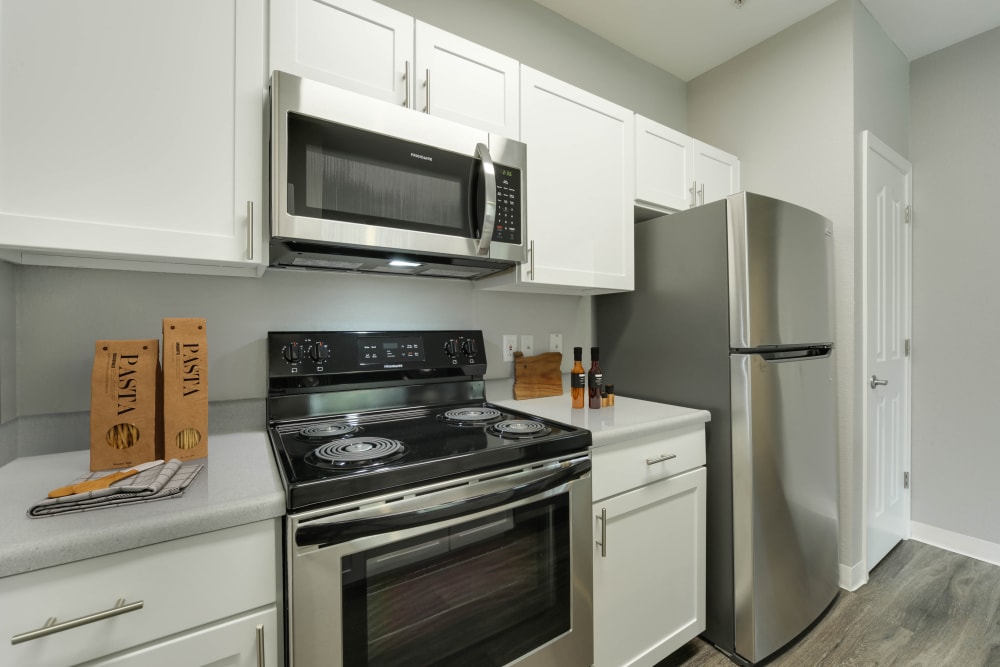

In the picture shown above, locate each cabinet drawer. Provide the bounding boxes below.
[1,520,277,667]
[592,425,705,501]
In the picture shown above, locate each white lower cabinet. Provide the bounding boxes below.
[592,427,707,667]
[0,520,279,667]
[81,607,278,667]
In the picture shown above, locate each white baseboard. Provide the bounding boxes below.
[839,560,868,591]
[910,521,1000,567]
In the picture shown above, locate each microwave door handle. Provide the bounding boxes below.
[295,458,591,548]
[475,142,497,255]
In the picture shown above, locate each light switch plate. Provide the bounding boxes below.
[549,333,563,353]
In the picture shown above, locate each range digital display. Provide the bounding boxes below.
[359,337,425,365]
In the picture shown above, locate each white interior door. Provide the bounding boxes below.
[862,130,912,574]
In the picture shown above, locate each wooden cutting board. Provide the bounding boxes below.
[513,351,563,399]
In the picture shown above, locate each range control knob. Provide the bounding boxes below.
[282,342,302,363]
[461,338,478,357]
[309,342,330,362]
[443,339,459,357]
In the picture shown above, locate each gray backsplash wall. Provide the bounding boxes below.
[0,261,15,465]
[13,265,592,454]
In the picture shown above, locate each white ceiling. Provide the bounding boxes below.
[531,0,1000,82]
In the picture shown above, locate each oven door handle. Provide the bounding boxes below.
[295,458,591,548]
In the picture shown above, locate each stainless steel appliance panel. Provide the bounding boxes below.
[270,71,527,275]
[730,350,840,663]
[288,456,592,667]
[728,193,834,349]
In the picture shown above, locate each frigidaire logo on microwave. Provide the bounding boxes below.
[410,153,433,162]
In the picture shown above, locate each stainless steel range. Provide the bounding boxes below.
[266,330,593,667]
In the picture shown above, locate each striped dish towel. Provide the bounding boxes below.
[28,459,204,518]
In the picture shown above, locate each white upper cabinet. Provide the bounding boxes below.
[270,0,413,106]
[270,0,520,138]
[635,116,693,212]
[413,22,519,137]
[692,139,740,207]
[634,115,740,213]
[0,0,266,275]
[480,66,634,294]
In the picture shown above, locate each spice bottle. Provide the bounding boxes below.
[606,384,615,407]
[588,347,603,410]
[571,347,586,409]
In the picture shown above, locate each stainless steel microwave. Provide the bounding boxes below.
[269,71,526,280]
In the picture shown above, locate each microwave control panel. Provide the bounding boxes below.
[491,165,522,245]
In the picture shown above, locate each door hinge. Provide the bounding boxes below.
[905,338,911,356]
[904,472,910,489]
[905,205,912,224]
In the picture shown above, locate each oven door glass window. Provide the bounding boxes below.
[286,112,483,238]
[341,497,570,667]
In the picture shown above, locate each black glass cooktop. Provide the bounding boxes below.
[270,401,590,510]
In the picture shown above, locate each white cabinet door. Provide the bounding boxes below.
[82,607,278,667]
[414,22,519,138]
[518,66,634,293]
[0,0,265,272]
[271,1,519,137]
[270,0,413,106]
[692,139,740,207]
[593,467,707,667]
[635,115,692,212]
[633,116,740,212]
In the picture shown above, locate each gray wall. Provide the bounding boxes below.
[910,26,1000,544]
[0,260,15,465]
[15,266,590,415]
[378,0,688,130]
[686,0,858,567]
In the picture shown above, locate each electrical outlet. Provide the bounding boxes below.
[502,335,517,362]
[521,335,534,357]
[549,333,563,353]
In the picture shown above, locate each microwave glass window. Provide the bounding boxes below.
[287,113,479,238]
[340,498,571,666]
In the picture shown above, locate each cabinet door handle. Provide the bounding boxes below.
[256,623,266,667]
[11,598,143,645]
[403,60,411,108]
[424,68,431,113]
[646,453,677,465]
[596,507,607,558]
[690,181,697,208]
[528,240,535,280]
[246,200,254,260]
[697,183,705,205]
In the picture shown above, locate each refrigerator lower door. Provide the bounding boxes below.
[730,349,840,663]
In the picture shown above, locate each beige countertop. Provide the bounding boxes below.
[0,431,285,578]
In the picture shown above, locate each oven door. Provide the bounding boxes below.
[270,71,526,265]
[287,455,592,667]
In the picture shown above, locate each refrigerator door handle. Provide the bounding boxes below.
[733,345,832,362]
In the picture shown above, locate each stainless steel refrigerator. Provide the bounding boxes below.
[596,192,839,666]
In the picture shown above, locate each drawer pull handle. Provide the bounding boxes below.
[646,453,677,466]
[596,508,607,558]
[256,623,266,667]
[11,598,143,645]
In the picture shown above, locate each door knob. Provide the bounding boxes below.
[870,375,888,389]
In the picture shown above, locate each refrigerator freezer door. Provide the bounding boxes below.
[730,350,840,664]
[728,193,834,349]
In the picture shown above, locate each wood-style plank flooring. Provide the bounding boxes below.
[656,540,1000,666]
